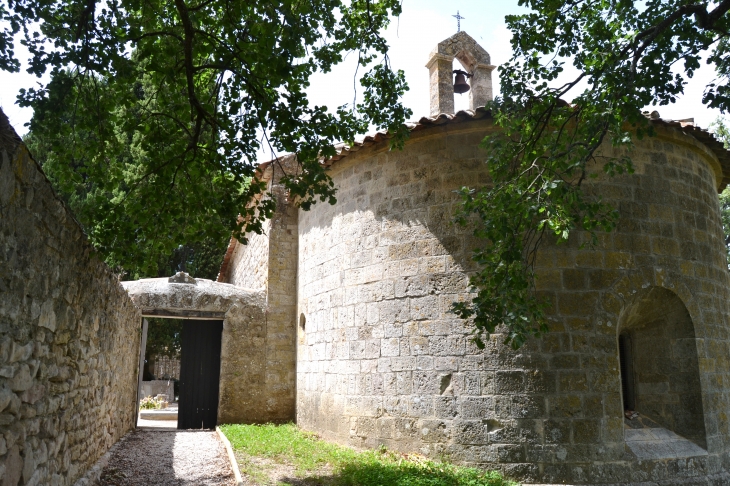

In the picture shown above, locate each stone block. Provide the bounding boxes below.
[419,420,449,443]
[460,397,494,419]
[434,396,458,419]
[511,395,545,419]
[572,419,601,443]
[562,269,587,290]
[549,395,583,418]
[558,372,588,392]
[428,335,464,357]
[410,295,440,320]
[495,371,524,394]
[408,396,433,417]
[558,292,599,316]
[453,420,489,445]
[3,445,22,486]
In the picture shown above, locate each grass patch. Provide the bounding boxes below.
[219,423,518,486]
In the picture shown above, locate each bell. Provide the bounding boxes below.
[453,70,471,94]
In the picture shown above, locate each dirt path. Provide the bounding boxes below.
[99,429,236,485]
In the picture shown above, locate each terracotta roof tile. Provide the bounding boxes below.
[324,107,730,191]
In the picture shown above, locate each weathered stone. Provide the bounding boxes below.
[37,300,56,332]
[21,443,34,484]
[0,339,11,364]
[2,446,21,486]
[10,365,33,392]
[0,109,140,486]
[281,91,730,484]
[121,277,271,423]
[0,148,14,207]
[8,342,33,363]
[0,366,15,379]
[425,31,495,115]
[19,385,45,405]
[0,388,14,413]
[168,271,197,284]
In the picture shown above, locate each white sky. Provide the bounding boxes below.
[0,0,724,153]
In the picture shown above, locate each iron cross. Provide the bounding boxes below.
[453,11,465,32]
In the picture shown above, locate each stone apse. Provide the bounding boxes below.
[290,109,730,485]
[221,32,730,485]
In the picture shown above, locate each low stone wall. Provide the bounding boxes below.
[140,381,174,401]
[0,111,141,485]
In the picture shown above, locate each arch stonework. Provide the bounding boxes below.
[426,31,496,115]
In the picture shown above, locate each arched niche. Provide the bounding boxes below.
[617,286,707,449]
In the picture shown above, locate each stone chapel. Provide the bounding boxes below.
[123,31,730,484]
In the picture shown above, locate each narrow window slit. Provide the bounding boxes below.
[619,333,636,412]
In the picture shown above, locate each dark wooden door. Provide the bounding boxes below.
[178,320,223,429]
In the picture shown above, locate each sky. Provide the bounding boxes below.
[0,0,725,150]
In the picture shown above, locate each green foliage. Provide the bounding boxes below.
[154,237,229,281]
[5,0,411,274]
[710,117,730,149]
[453,0,730,348]
[145,318,182,359]
[219,423,517,486]
[719,187,730,265]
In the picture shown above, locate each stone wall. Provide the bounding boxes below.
[222,155,299,423]
[262,159,298,422]
[227,218,270,290]
[296,117,730,484]
[0,111,141,485]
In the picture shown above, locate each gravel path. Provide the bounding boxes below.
[99,429,236,485]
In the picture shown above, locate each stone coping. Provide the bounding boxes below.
[121,275,265,316]
[216,427,244,486]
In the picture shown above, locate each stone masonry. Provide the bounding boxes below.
[293,112,730,484]
[426,31,496,116]
[219,155,300,423]
[0,109,141,485]
[121,276,275,424]
[209,33,730,486]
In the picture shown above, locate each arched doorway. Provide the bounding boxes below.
[618,286,707,450]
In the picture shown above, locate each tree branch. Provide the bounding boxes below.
[631,1,730,74]
[173,0,217,150]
